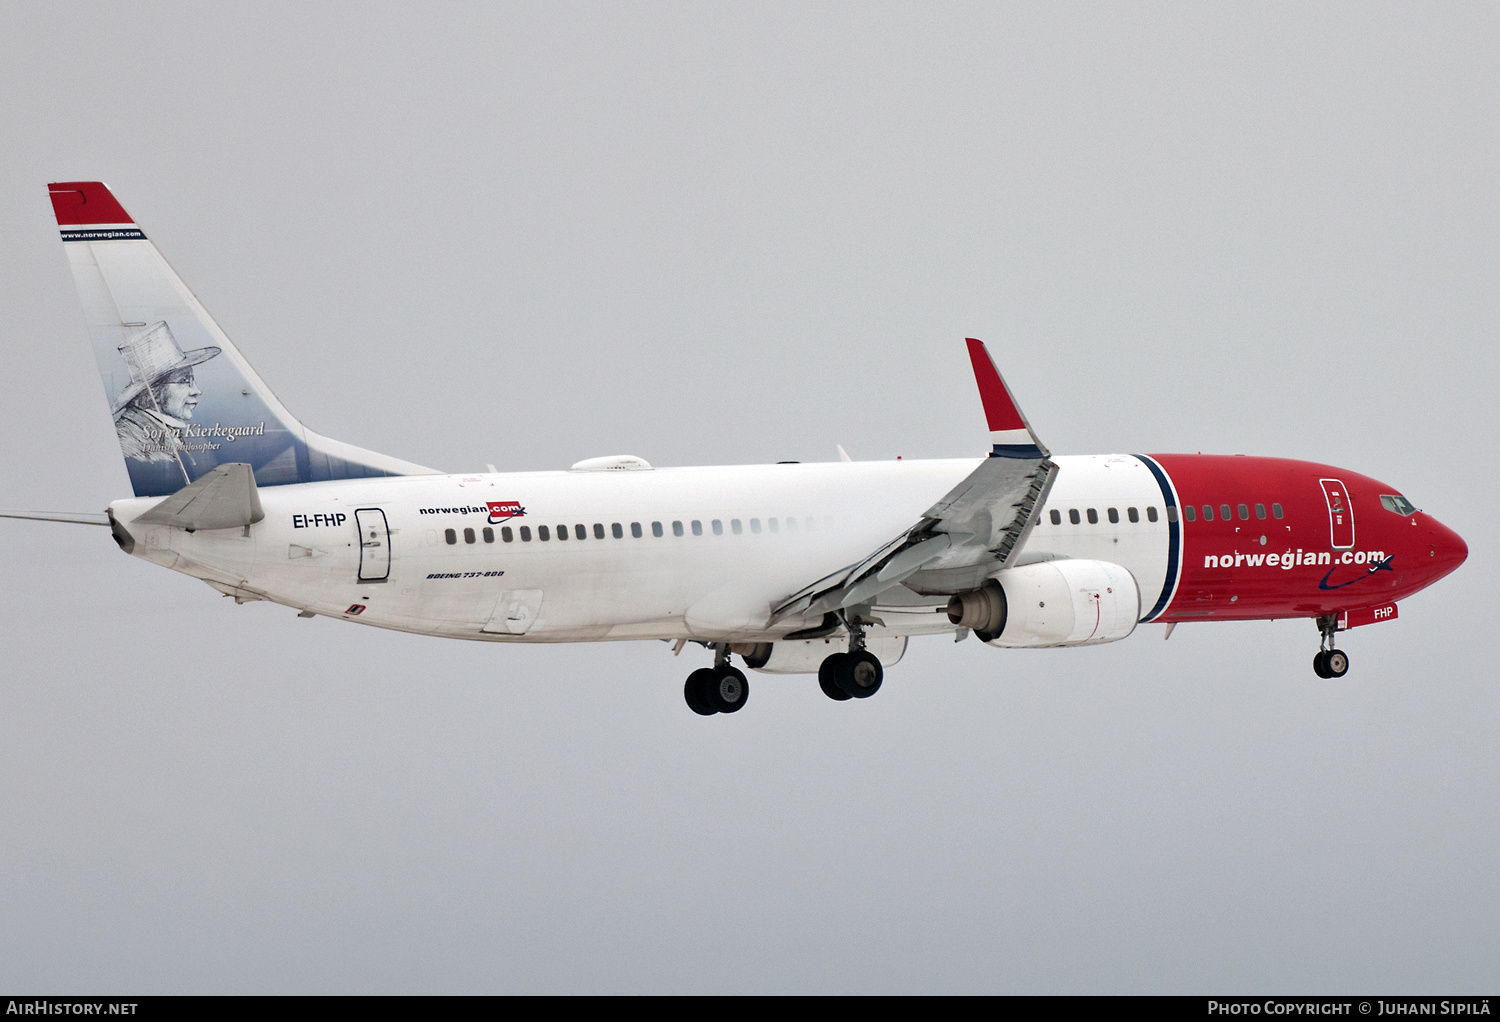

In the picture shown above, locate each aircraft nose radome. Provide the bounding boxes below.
[1428,519,1468,578]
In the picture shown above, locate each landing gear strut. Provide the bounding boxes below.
[817,614,883,700]
[1312,615,1350,679]
[683,644,750,715]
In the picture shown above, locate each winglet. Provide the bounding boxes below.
[964,339,1048,459]
[48,181,135,226]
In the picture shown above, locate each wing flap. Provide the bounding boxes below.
[770,340,1055,622]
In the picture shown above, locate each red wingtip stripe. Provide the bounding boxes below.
[964,338,1026,433]
[47,181,133,226]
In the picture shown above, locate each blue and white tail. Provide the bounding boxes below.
[49,182,437,498]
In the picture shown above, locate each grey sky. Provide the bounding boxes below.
[0,2,1494,992]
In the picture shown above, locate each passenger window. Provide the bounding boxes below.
[731,519,743,535]
[1166,506,1177,523]
[692,520,703,536]
[1272,503,1284,519]
[750,518,761,534]
[712,520,723,535]
[519,526,532,542]
[1220,504,1232,521]
[768,518,779,533]
[1254,503,1265,520]
[1147,507,1159,523]
[1050,509,1061,525]
[501,526,513,542]
[594,523,605,539]
[1201,505,1213,521]
[631,522,643,538]
[483,527,494,543]
[611,523,623,539]
[786,517,797,532]
[576,524,586,540]
[1127,507,1139,523]
[539,525,550,541]
[1237,504,1249,521]
[555,524,567,541]
[672,521,684,537]
[445,528,457,545]
[1069,509,1080,525]
[652,521,663,538]
[805,518,816,531]
[464,527,476,544]
[1107,508,1119,524]
[1087,508,1098,524]
[1183,505,1196,522]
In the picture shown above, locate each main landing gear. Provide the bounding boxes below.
[681,616,887,715]
[817,616,883,701]
[1312,615,1350,679]
[684,644,749,715]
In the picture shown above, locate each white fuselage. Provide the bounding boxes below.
[110,454,1176,643]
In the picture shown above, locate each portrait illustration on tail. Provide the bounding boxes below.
[112,321,221,464]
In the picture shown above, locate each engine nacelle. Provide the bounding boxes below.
[733,636,908,674]
[946,559,1140,648]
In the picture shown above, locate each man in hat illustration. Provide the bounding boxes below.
[112,321,222,462]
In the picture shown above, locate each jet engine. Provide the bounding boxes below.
[946,559,1140,647]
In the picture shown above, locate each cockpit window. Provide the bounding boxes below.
[1380,494,1417,516]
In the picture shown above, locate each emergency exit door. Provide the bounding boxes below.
[355,508,391,582]
[1319,479,1355,550]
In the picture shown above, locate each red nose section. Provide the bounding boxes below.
[1427,518,1468,581]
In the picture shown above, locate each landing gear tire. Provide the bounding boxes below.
[706,666,749,714]
[1313,649,1350,678]
[838,649,884,699]
[818,653,852,701]
[685,668,719,715]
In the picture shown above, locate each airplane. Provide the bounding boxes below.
[2,181,1468,716]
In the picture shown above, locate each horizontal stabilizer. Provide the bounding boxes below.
[136,462,265,531]
[0,510,110,526]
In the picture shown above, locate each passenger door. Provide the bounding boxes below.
[354,508,391,582]
[1319,479,1355,550]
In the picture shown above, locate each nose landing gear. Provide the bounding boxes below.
[683,644,749,715]
[1312,615,1350,678]
[1313,649,1350,678]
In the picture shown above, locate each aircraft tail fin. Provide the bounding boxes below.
[48,182,438,498]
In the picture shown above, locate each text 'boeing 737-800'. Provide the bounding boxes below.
[1,182,1468,715]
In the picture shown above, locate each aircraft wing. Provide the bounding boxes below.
[771,339,1057,621]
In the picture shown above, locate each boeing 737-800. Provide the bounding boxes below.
[1,182,1468,716]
